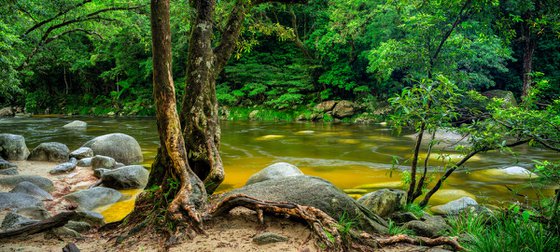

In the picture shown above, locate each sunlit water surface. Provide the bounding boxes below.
[1,116,557,222]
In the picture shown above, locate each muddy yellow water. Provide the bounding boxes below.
[1,117,557,223]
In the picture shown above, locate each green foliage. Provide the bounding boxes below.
[336,212,355,237]
[403,203,424,218]
[387,219,413,236]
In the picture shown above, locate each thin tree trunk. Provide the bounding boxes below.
[521,21,536,98]
[407,122,425,204]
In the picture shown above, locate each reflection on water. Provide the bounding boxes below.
[1,116,558,221]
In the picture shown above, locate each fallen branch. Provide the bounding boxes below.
[0,211,78,239]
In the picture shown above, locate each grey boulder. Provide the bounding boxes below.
[91,155,116,169]
[49,158,78,174]
[9,181,53,200]
[64,187,122,211]
[28,142,69,162]
[0,192,44,210]
[63,120,87,129]
[430,197,478,215]
[83,133,143,165]
[101,165,149,189]
[332,100,356,118]
[69,147,94,159]
[0,175,55,192]
[225,176,387,233]
[245,162,304,186]
[358,189,407,217]
[0,134,30,160]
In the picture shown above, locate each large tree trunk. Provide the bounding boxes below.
[179,0,224,195]
[141,0,206,231]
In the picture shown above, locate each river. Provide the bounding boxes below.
[1,116,557,221]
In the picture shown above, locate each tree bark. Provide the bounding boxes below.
[407,122,425,204]
[148,0,206,229]
[521,21,536,98]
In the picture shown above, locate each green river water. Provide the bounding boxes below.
[1,116,557,222]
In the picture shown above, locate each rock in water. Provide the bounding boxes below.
[63,120,87,129]
[225,176,388,233]
[101,165,149,189]
[0,134,30,160]
[50,158,78,174]
[245,162,304,186]
[0,192,44,210]
[69,147,94,159]
[0,175,55,192]
[91,155,116,169]
[358,189,407,217]
[64,187,122,211]
[9,181,53,200]
[28,142,70,162]
[82,133,143,165]
[430,197,478,215]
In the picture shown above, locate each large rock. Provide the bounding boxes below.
[430,197,478,215]
[0,192,44,210]
[9,181,53,200]
[101,165,149,189]
[332,100,356,118]
[83,133,143,165]
[245,162,304,186]
[482,90,517,107]
[63,120,87,129]
[49,158,78,174]
[357,189,406,217]
[314,101,337,112]
[0,134,30,160]
[69,147,94,159]
[403,215,451,237]
[1,212,39,231]
[28,142,69,162]
[0,175,55,192]
[91,155,116,169]
[64,187,122,211]
[225,176,388,233]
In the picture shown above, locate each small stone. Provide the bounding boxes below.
[389,212,419,224]
[0,192,44,210]
[91,155,116,169]
[1,212,39,231]
[245,162,304,186]
[64,187,122,211]
[54,227,82,238]
[94,168,111,178]
[49,158,78,174]
[0,134,30,160]
[77,157,92,167]
[64,221,92,233]
[253,232,288,245]
[403,215,451,237]
[0,158,17,169]
[0,167,18,175]
[101,165,149,189]
[358,189,407,217]
[69,147,94,159]
[0,175,54,192]
[430,197,478,215]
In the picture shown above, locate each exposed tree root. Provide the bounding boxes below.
[208,194,346,250]
[374,234,464,251]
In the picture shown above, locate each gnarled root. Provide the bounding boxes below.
[374,233,464,251]
[167,185,204,235]
[208,194,345,251]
